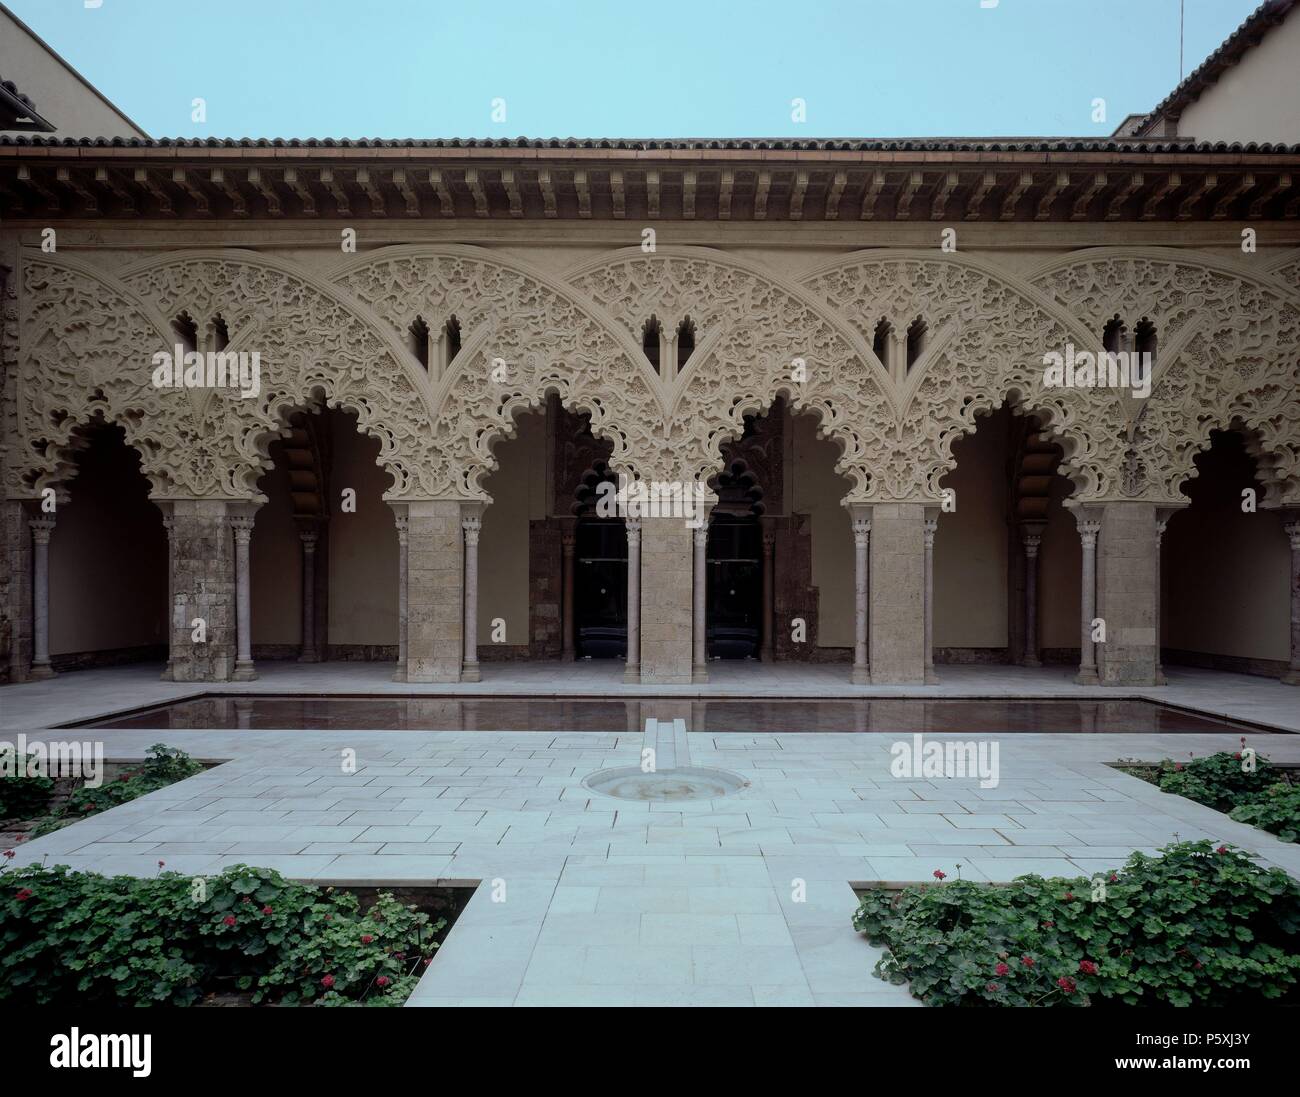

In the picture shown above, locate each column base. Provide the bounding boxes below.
[623,664,640,684]
[1074,667,1100,686]
[297,651,321,664]
[392,665,408,683]
[692,664,709,684]
[160,663,176,682]
[461,662,481,683]
[232,662,259,682]
[1155,667,1168,686]
[28,663,55,681]
[1022,657,1042,669]
[925,668,940,685]
[1280,668,1300,686]
[852,665,871,685]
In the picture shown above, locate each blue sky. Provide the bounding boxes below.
[9,0,1265,138]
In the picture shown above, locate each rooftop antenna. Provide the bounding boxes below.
[1179,0,1185,80]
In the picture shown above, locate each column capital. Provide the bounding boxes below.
[229,515,256,543]
[299,529,319,550]
[461,515,481,545]
[561,531,576,552]
[626,518,642,545]
[1285,520,1300,551]
[692,523,708,548]
[923,515,938,546]
[394,515,408,544]
[28,518,55,544]
[1023,533,1042,557]
[852,516,871,545]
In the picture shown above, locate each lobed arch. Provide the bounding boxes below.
[331,244,665,496]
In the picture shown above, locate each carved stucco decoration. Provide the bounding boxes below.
[568,248,895,498]
[800,252,1124,502]
[332,245,667,494]
[1031,250,1300,506]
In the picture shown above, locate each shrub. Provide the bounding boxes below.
[852,841,1300,1007]
[1230,783,1300,844]
[0,771,55,821]
[30,744,204,837]
[0,863,444,1007]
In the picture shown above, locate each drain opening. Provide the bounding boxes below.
[583,766,748,802]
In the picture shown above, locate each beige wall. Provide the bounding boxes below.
[791,414,853,647]
[49,428,166,655]
[1177,9,1300,144]
[0,8,145,139]
[934,411,1009,649]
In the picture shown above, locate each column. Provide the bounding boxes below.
[230,515,257,681]
[462,515,481,682]
[28,517,55,680]
[1095,501,1160,685]
[852,512,871,685]
[639,518,694,684]
[760,528,775,663]
[1075,513,1101,685]
[161,516,176,680]
[393,514,408,682]
[868,503,927,683]
[297,528,319,663]
[692,520,708,683]
[1154,513,1170,685]
[1283,519,1300,686]
[561,529,576,660]
[405,501,464,683]
[624,519,641,683]
[162,500,237,682]
[1021,526,1043,668]
[923,512,938,684]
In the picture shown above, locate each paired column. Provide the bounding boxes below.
[851,511,871,684]
[561,528,576,660]
[230,515,257,681]
[867,503,928,683]
[297,528,319,663]
[393,513,408,681]
[1021,524,1044,668]
[1094,502,1161,685]
[28,517,55,680]
[624,519,641,683]
[1074,512,1102,685]
[760,528,775,662]
[692,521,709,683]
[923,512,938,684]
[403,501,464,683]
[161,500,238,682]
[1283,519,1300,686]
[462,515,481,682]
[636,517,693,684]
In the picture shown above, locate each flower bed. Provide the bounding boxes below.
[0,744,206,842]
[1121,744,1298,844]
[0,863,462,1006]
[852,841,1300,1006]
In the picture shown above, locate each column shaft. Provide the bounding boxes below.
[1022,530,1042,668]
[1075,515,1101,685]
[923,514,938,684]
[298,529,319,663]
[868,503,926,683]
[405,501,464,683]
[29,518,55,680]
[231,516,257,681]
[561,530,576,660]
[393,515,408,682]
[1284,521,1300,686]
[692,522,708,683]
[760,529,775,663]
[462,516,481,682]
[624,519,641,683]
[852,515,870,684]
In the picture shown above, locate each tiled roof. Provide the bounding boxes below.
[1147,0,1296,124]
[0,74,55,132]
[4,134,1299,153]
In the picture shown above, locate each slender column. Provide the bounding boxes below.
[1022,529,1043,668]
[692,521,709,683]
[561,529,576,660]
[230,516,257,681]
[852,514,871,685]
[624,519,641,683]
[1075,515,1102,685]
[28,518,55,680]
[760,529,775,663]
[1154,516,1168,685]
[393,515,408,682]
[1284,520,1300,686]
[461,515,481,682]
[298,528,319,663]
[923,514,938,684]
[161,516,176,680]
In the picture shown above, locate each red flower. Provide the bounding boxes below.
[986,983,999,992]
[1108,874,1118,883]
[321,974,335,989]
[1174,763,1183,771]
[1216,845,1229,854]
[240,896,251,904]
[361,935,374,944]
[995,962,1009,976]
[1194,961,1204,970]
[376,976,390,987]
[157,860,166,869]
[1041,921,1055,929]
[932,870,946,881]
[262,906,273,915]
[1234,752,1242,760]
[1078,960,1098,976]
[423,957,433,967]
[15,888,32,902]
[3,849,16,860]
[1063,892,1074,901]
[1021,955,1034,968]
[223,915,237,927]
[1056,976,1076,994]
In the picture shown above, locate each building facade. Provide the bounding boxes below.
[1,4,1298,691]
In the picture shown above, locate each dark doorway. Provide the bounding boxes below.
[574,518,628,658]
[707,514,762,659]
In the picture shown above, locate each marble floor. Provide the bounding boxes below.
[1,660,1297,1007]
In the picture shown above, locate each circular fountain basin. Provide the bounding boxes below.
[582,765,749,802]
